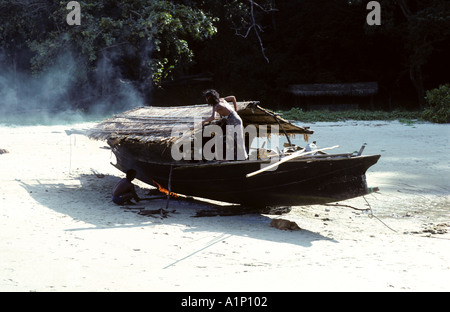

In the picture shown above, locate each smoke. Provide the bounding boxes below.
[0,49,146,125]
[87,49,147,117]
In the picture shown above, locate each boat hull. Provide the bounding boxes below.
[109,143,380,207]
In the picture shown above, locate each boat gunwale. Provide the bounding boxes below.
[117,152,380,170]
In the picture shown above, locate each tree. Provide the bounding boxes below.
[231,0,277,63]
[0,0,217,110]
[385,0,450,109]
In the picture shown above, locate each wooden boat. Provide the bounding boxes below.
[88,101,380,208]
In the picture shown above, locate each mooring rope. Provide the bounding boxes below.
[362,195,398,233]
[323,196,398,233]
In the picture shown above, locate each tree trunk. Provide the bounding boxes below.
[409,64,425,110]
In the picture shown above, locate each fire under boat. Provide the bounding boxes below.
[88,101,380,208]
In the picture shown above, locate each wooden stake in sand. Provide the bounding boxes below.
[165,165,173,210]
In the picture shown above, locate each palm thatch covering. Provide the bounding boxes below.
[288,82,378,97]
[87,101,313,147]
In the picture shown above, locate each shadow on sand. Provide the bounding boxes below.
[18,173,337,247]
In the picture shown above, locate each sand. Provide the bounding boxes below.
[0,119,449,292]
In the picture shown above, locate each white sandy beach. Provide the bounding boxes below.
[0,119,449,292]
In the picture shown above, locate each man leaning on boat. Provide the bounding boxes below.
[202,89,248,161]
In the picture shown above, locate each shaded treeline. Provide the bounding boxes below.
[0,0,449,117]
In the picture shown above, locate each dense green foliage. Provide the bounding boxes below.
[1,1,217,77]
[279,108,424,123]
[423,84,450,123]
[0,0,449,117]
[29,1,215,83]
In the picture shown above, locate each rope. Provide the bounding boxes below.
[323,196,398,233]
[362,196,398,233]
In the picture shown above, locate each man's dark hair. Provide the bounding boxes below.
[204,89,220,105]
[126,169,137,180]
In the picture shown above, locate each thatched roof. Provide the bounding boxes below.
[87,101,313,145]
[288,82,378,97]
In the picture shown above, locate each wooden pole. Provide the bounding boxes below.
[165,165,173,210]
